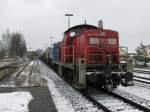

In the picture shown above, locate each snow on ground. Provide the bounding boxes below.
[0,62,32,87]
[117,85,150,100]
[43,76,75,112]
[0,91,33,112]
[114,85,150,108]
[113,85,150,109]
[134,72,150,79]
[134,77,150,83]
[0,64,26,87]
[134,80,150,89]
[39,61,102,112]
[0,60,47,87]
[0,62,11,68]
[15,61,35,87]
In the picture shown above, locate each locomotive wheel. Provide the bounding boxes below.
[112,73,121,88]
[67,69,73,85]
[97,74,106,88]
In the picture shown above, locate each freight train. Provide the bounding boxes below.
[42,23,133,90]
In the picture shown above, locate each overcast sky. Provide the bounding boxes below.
[0,0,150,52]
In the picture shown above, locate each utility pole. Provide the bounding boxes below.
[48,37,54,48]
[65,14,73,29]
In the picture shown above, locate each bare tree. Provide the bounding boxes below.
[135,42,145,56]
[0,48,5,59]
[0,41,5,59]
[1,30,27,59]
[8,32,27,58]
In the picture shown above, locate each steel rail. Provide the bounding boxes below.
[44,60,150,111]
[134,75,150,81]
[134,79,150,84]
[29,61,36,76]
[108,91,150,112]
[80,88,150,112]
[134,70,150,74]
[15,62,30,77]
[80,90,112,112]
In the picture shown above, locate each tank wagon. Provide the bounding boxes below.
[45,24,133,90]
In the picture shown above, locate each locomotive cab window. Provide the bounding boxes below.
[108,38,117,45]
[89,37,99,44]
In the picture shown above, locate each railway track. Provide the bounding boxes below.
[133,68,150,85]
[134,69,150,74]
[133,76,150,84]
[81,88,150,112]
[44,61,150,111]
[0,61,35,87]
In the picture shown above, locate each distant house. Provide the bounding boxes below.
[144,45,150,58]
[0,41,3,50]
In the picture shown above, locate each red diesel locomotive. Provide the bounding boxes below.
[61,24,119,64]
[47,24,133,90]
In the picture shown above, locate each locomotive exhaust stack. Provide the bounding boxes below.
[98,20,103,29]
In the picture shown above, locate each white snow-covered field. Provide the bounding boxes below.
[0,91,33,112]
[39,61,102,112]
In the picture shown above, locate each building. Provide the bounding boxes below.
[144,45,150,58]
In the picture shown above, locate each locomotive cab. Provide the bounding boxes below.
[84,29,122,89]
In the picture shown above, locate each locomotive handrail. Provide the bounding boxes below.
[88,54,103,55]
[86,45,119,48]
[63,45,75,64]
[63,44,119,64]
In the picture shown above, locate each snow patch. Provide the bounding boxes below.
[43,76,74,112]
[117,85,150,100]
[0,91,33,112]
[134,72,150,79]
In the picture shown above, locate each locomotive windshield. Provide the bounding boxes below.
[89,37,99,44]
[108,38,117,45]
[69,29,82,37]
